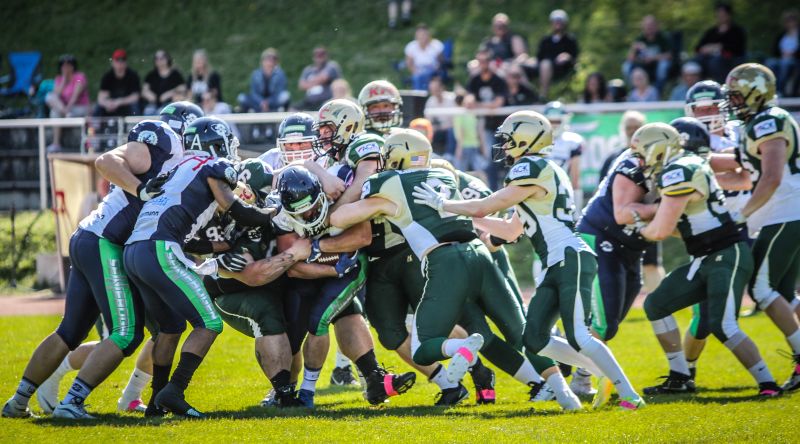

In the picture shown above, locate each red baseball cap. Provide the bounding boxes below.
[112,49,127,61]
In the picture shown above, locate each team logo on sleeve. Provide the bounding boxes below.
[360,180,371,198]
[137,130,158,146]
[355,142,381,157]
[224,166,238,187]
[753,119,778,138]
[508,162,531,180]
[661,168,685,187]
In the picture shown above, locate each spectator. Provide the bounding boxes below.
[453,94,487,183]
[465,49,507,189]
[237,48,289,112]
[480,13,528,66]
[94,49,140,117]
[424,75,456,156]
[142,50,185,115]
[599,110,647,180]
[668,61,702,101]
[404,24,444,91]
[387,0,412,29]
[695,2,747,83]
[201,91,240,140]
[331,78,354,101]
[504,66,537,106]
[628,67,659,102]
[297,46,342,111]
[46,54,90,150]
[581,71,608,103]
[608,78,628,102]
[766,10,800,96]
[530,9,579,99]
[409,117,434,142]
[187,49,222,104]
[622,15,672,93]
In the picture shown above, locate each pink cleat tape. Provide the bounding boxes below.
[384,374,398,397]
[478,389,496,400]
[456,346,474,364]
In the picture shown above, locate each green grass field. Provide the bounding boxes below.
[0,309,796,442]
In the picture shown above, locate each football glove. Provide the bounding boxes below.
[412,182,444,211]
[334,252,359,278]
[217,252,249,273]
[306,238,323,263]
[137,172,170,201]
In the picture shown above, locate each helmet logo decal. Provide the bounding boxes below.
[190,134,203,151]
[185,113,198,124]
[737,76,768,94]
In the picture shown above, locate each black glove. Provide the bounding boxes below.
[334,253,359,278]
[137,172,170,201]
[217,252,249,273]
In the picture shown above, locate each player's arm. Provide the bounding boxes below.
[330,196,397,230]
[331,159,379,210]
[640,194,692,241]
[418,184,541,218]
[303,160,345,200]
[224,238,311,286]
[612,175,656,225]
[318,221,372,253]
[94,141,152,196]
[708,152,742,173]
[208,177,276,227]
[473,212,524,242]
[716,169,753,191]
[741,138,787,217]
[276,232,337,279]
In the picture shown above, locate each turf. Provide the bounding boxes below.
[0,309,796,442]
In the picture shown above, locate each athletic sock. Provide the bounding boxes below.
[170,352,203,392]
[539,336,603,376]
[51,356,75,383]
[513,358,544,385]
[686,359,697,370]
[300,366,322,393]
[469,357,487,374]
[429,364,458,390]
[334,349,351,369]
[354,349,380,377]
[546,371,581,408]
[148,364,171,408]
[12,377,37,406]
[61,377,93,406]
[579,338,638,399]
[747,360,774,384]
[121,368,152,402]
[270,370,292,391]
[442,338,473,358]
[787,330,800,355]
[665,351,691,376]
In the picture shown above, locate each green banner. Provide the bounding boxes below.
[570,110,682,194]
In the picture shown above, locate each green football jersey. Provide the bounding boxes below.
[236,158,274,197]
[362,168,475,260]
[504,155,589,268]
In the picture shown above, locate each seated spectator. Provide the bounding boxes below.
[142,49,185,115]
[581,71,608,103]
[404,24,444,90]
[424,75,456,156]
[622,15,672,93]
[237,48,289,112]
[187,49,222,104]
[480,13,528,67]
[766,10,800,96]
[628,67,659,102]
[387,0,412,29]
[46,54,90,150]
[453,94,488,183]
[94,49,140,117]
[465,49,507,189]
[694,2,747,83]
[504,65,537,106]
[529,9,578,99]
[331,78,355,101]
[608,78,628,102]
[201,91,240,139]
[297,46,342,111]
[668,61,702,101]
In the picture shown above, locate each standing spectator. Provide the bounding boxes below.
[581,71,608,103]
[622,15,672,93]
[694,2,747,83]
[237,48,289,112]
[297,46,342,111]
[480,13,528,66]
[187,49,222,104]
[452,94,487,183]
[142,50,185,115]
[94,49,140,117]
[531,9,579,99]
[424,75,456,156]
[404,24,444,90]
[668,61,702,101]
[504,66,537,106]
[766,10,800,96]
[331,78,354,101]
[387,0,412,29]
[465,49,507,189]
[628,67,659,102]
[46,54,90,150]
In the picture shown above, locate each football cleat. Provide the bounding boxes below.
[144,402,168,418]
[330,365,359,386]
[570,369,597,396]
[36,374,61,414]
[296,389,315,408]
[554,388,583,412]
[643,371,696,395]
[758,381,783,397]
[260,389,278,407]
[434,384,469,406]
[365,369,416,405]
[117,398,147,413]
[470,365,496,405]
[154,383,204,418]
[2,397,37,418]
[780,353,800,392]
[618,395,646,411]
[592,376,614,409]
[446,334,484,383]
[689,366,697,381]
[529,381,555,402]
[53,401,95,420]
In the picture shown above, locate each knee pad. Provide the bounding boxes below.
[791,297,800,310]
[751,272,781,309]
[650,315,678,335]
[721,330,747,351]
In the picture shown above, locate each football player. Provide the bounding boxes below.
[412,112,645,410]
[631,123,782,397]
[358,79,403,136]
[3,102,203,419]
[709,63,800,391]
[332,129,585,411]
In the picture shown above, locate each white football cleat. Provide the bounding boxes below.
[2,397,36,418]
[53,402,95,420]
[36,374,61,414]
[554,388,583,412]
[529,382,556,402]
[570,369,597,396]
[117,397,147,413]
[445,334,484,383]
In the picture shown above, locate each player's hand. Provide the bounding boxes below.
[289,238,312,261]
[217,251,251,272]
[479,231,501,253]
[412,182,444,211]
[137,172,170,201]
[319,174,345,200]
[729,210,746,225]
[334,252,359,278]
[305,238,322,263]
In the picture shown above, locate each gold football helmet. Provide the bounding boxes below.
[494,111,553,163]
[382,128,432,170]
[358,80,403,133]
[629,123,683,178]
[723,63,777,121]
